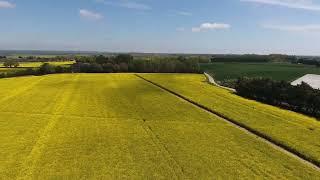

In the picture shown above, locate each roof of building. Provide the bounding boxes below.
[291,74,320,90]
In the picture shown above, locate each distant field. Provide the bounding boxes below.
[7,54,62,58]
[140,74,320,167]
[201,63,320,82]
[0,74,319,179]
[0,61,74,68]
[0,61,74,74]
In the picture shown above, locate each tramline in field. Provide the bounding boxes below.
[0,74,319,179]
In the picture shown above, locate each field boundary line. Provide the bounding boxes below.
[0,111,143,122]
[135,74,320,170]
[17,75,80,179]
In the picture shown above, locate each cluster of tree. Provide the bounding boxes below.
[269,54,297,63]
[211,54,295,63]
[38,63,71,74]
[0,56,6,59]
[292,58,320,67]
[3,60,20,68]
[0,68,37,79]
[72,54,201,73]
[189,56,211,64]
[235,78,320,118]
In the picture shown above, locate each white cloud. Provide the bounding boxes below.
[262,24,320,31]
[241,0,320,11]
[79,9,103,20]
[97,0,151,10]
[0,1,15,8]
[192,23,231,32]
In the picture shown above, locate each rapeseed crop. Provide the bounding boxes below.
[0,74,319,179]
[140,73,320,167]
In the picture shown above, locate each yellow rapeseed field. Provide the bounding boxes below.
[0,74,319,179]
[140,73,320,167]
[0,61,74,68]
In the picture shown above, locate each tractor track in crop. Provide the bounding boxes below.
[142,122,186,179]
[0,77,45,104]
[17,75,80,179]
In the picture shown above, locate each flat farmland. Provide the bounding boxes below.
[0,74,319,179]
[140,74,320,167]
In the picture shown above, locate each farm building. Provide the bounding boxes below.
[291,74,320,90]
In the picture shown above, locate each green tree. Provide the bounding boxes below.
[102,63,114,73]
[39,63,55,74]
[119,63,129,72]
[95,55,109,64]
[115,54,133,64]
[3,60,19,68]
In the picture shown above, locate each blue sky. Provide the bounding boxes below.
[1,0,320,55]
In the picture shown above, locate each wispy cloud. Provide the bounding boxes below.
[97,0,151,10]
[175,10,192,16]
[241,0,320,11]
[176,27,186,32]
[262,24,320,32]
[120,1,151,10]
[192,23,231,32]
[79,9,103,20]
[0,1,15,8]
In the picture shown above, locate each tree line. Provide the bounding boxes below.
[0,55,72,62]
[0,54,202,79]
[72,54,201,73]
[211,54,296,63]
[0,63,71,78]
[292,58,320,67]
[19,55,71,62]
[235,78,320,118]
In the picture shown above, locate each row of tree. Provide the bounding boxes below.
[211,54,296,63]
[1,55,72,62]
[235,78,320,118]
[73,54,201,73]
[292,58,320,67]
[0,63,71,79]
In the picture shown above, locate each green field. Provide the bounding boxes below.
[201,63,320,82]
[0,74,319,179]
